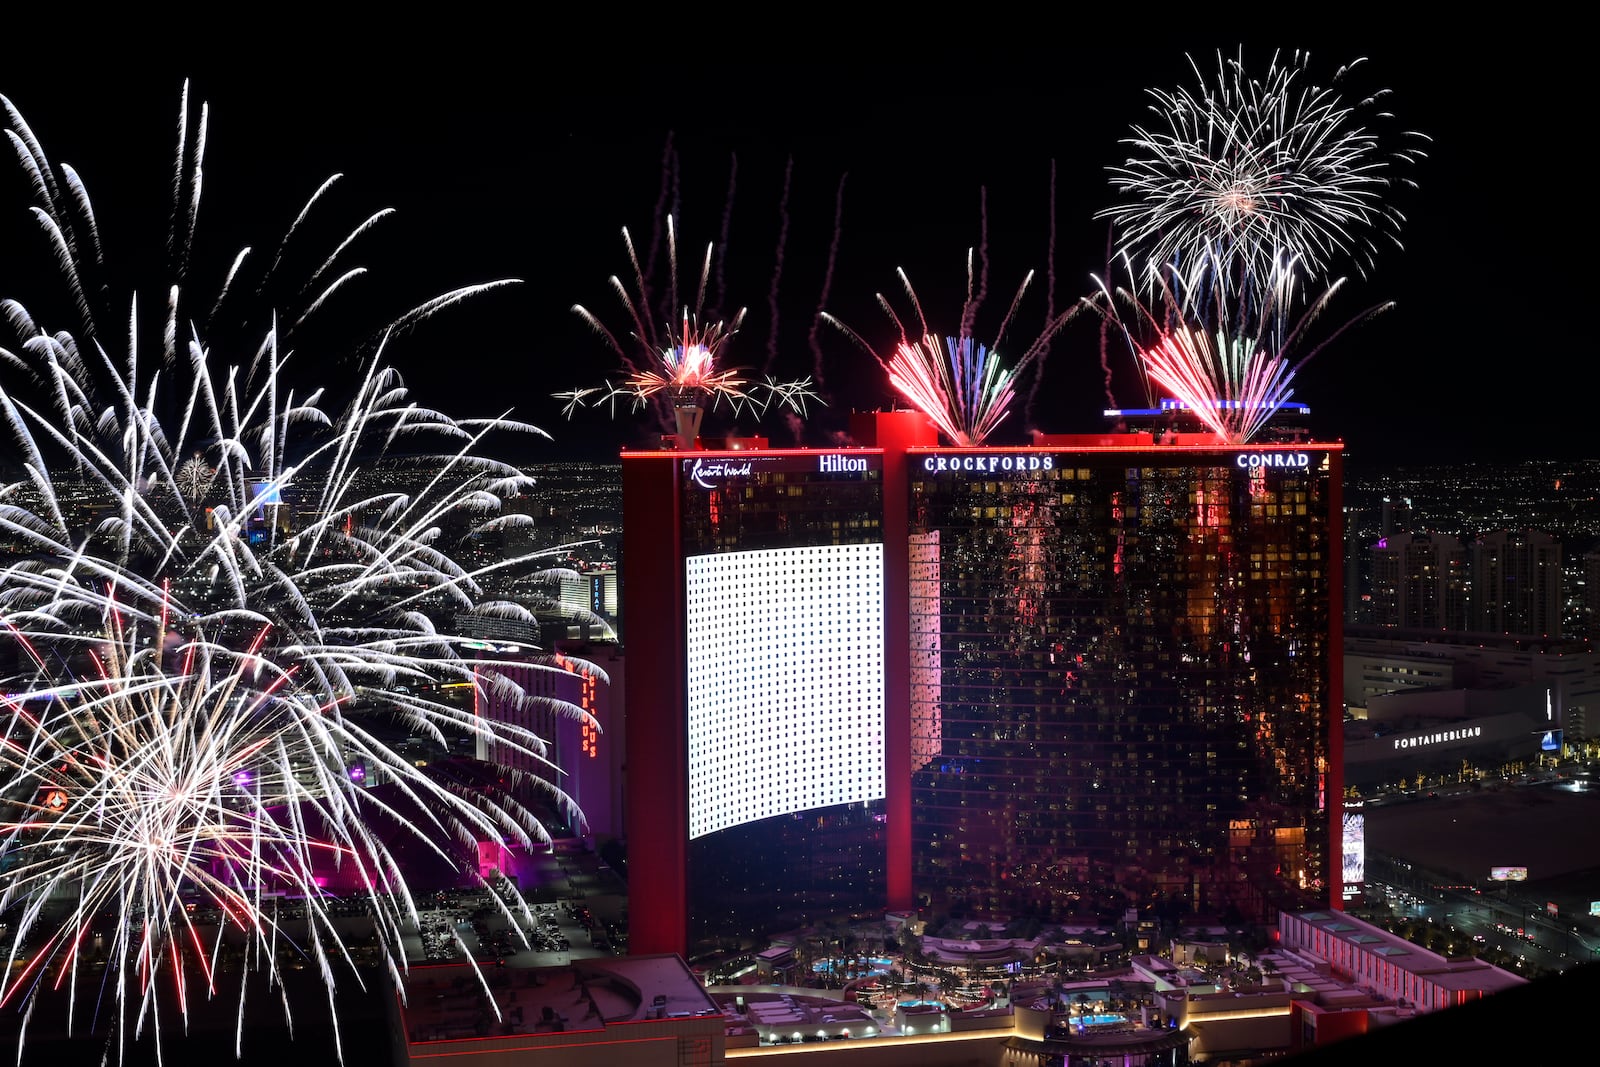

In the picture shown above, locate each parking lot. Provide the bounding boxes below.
[401,847,627,968]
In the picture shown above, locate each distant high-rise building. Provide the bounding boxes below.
[1581,544,1600,640]
[622,416,1345,956]
[1344,507,1368,626]
[475,640,623,843]
[559,567,619,631]
[1469,529,1563,637]
[1379,495,1413,540]
[1369,533,1468,631]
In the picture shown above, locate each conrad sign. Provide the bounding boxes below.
[1236,452,1312,469]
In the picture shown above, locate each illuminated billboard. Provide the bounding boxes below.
[685,542,885,839]
[1342,812,1365,895]
[908,532,942,773]
[1489,866,1529,882]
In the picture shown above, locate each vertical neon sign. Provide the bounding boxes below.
[557,653,600,759]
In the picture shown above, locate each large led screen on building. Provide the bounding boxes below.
[685,543,885,839]
[1342,812,1364,896]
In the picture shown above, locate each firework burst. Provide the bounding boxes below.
[174,454,216,501]
[1098,49,1426,329]
[562,217,821,439]
[1,84,602,1061]
[0,605,570,1063]
[1130,325,1294,443]
[824,252,1086,446]
[1092,255,1394,444]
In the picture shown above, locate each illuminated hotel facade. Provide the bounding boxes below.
[624,413,1343,957]
[624,446,896,958]
[904,430,1342,925]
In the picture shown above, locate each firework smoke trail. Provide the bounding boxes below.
[0,87,605,1061]
[713,152,737,316]
[644,132,676,286]
[958,188,991,342]
[806,172,848,391]
[1098,48,1425,339]
[763,156,793,375]
[1046,161,1057,325]
[1024,162,1059,429]
[1099,223,1134,408]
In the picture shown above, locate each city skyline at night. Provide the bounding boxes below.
[2,21,1595,1066]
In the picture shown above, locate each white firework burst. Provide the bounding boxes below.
[1098,48,1426,329]
[174,454,215,500]
[0,606,570,1063]
[0,82,605,1062]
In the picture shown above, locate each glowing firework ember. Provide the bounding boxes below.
[1,84,602,1061]
[825,254,1084,446]
[1093,258,1394,444]
[881,334,1017,447]
[0,606,568,1063]
[1134,326,1295,443]
[562,217,821,435]
[1098,49,1425,323]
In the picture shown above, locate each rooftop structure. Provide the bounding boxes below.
[397,954,723,1064]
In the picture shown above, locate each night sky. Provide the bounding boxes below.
[0,25,1581,467]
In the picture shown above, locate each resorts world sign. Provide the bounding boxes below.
[686,453,878,489]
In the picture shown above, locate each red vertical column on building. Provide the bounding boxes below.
[853,410,939,912]
[1327,446,1346,911]
[621,454,689,956]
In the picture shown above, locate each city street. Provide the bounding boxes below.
[1362,782,1600,975]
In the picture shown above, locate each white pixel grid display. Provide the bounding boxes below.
[686,543,885,839]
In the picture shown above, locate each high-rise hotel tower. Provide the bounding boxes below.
[623,443,899,959]
[624,414,1343,958]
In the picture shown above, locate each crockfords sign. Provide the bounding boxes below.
[1236,452,1312,469]
[922,455,1055,474]
[1393,726,1482,750]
